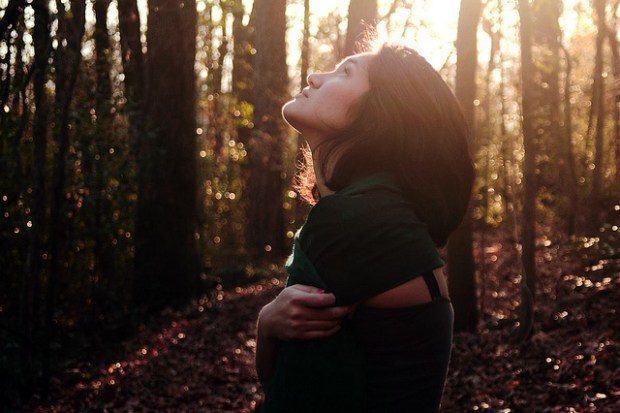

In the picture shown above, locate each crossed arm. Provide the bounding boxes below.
[255,284,354,388]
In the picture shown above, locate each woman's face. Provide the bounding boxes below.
[282,53,373,143]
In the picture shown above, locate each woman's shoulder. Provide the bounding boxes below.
[307,178,425,228]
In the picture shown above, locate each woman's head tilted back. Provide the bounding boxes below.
[282,43,475,247]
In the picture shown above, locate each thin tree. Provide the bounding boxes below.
[21,0,52,390]
[447,0,482,333]
[301,0,311,89]
[246,0,289,261]
[533,0,563,199]
[133,0,201,311]
[118,0,145,108]
[591,0,607,227]
[344,0,378,56]
[85,0,115,322]
[609,3,620,181]
[44,0,86,387]
[231,0,254,104]
[560,38,579,236]
[295,0,312,227]
[516,0,538,342]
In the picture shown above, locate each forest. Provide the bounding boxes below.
[0,0,619,411]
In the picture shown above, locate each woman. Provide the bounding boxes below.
[255,43,474,413]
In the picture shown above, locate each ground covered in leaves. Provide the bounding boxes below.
[22,230,620,413]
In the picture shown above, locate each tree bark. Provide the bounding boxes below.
[560,41,579,235]
[44,0,86,388]
[89,0,115,324]
[134,0,200,311]
[591,0,606,227]
[294,0,312,227]
[301,0,311,89]
[517,0,538,342]
[610,20,620,182]
[231,0,254,103]
[246,0,289,261]
[446,0,482,333]
[118,0,145,107]
[344,0,378,56]
[21,0,52,390]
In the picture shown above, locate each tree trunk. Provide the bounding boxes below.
[231,0,254,104]
[533,0,563,204]
[134,0,200,311]
[344,0,378,56]
[89,0,115,324]
[295,0,312,227]
[118,0,145,107]
[246,0,289,261]
[446,0,482,333]
[94,0,112,105]
[44,0,86,388]
[517,0,538,342]
[21,0,52,390]
[591,0,606,227]
[610,21,620,182]
[560,41,579,235]
[301,0,310,89]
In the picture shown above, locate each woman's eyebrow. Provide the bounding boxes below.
[336,58,359,69]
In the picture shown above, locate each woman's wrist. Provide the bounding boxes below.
[258,302,276,340]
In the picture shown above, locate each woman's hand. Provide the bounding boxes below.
[258,284,353,341]
[255,284,354,387]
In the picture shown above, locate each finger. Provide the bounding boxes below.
[304,306,351,321]
[297,291,337,308]
[288,284,324,294]
[301,320,341,332]
[300,324,342,340]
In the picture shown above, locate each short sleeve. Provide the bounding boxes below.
[298,189,445,306]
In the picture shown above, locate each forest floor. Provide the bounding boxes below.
[22,229,620,413]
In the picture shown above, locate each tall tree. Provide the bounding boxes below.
[609,4,620,181]
[295,0,312,227]
[231,0,254,103]
[133,0,200,311]
[560,39,579,235]
[447,0,482,333]
[344,0,378,56]
[21,0,52,389]
[118,0,145,108]
[517,0,538,341]
[44,0,86,386]
[533,0,563,201]
[301,0,311,89]
[246,0,289,261]
[87,0,115,321]
[591,0,607,226]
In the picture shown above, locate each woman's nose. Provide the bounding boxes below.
[307,72,321,88]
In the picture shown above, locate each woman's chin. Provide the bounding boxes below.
[281,103,304,133]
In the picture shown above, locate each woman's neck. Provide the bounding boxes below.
[312,159,335,198]
[307,137,335,198]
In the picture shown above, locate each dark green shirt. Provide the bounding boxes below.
[261,172,448,413]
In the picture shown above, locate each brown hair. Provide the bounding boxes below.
[293,43,475,247]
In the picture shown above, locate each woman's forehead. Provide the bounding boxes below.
[336,53,374,69]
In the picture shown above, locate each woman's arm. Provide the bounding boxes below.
[255,284,352,388]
